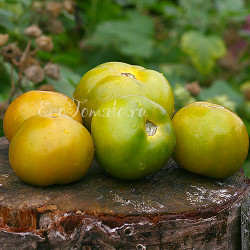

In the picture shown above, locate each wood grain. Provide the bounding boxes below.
[0,137,249,249]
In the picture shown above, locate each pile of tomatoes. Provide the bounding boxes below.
[3,62,249,186]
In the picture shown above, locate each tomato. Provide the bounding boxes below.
[73,62,174,130]
[3,90,82,141]
[91,95,176,180]
[9,114,94,186]
[172,102,249,178]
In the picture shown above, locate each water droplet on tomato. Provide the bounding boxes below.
[139,162,146,170]
[131,123,137,129]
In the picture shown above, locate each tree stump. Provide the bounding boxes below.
[0,137,249,249]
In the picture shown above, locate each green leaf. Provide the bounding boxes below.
[160,63,196,81]
[0,9,14,30]
[173,84,196,110]
[242,160,250,178]
[0,61,11,102]
[177,0,213,30]
[38,49,83,69]
[206,95,237,112]
[0,120,4,137]
[94,1,122,23]
[215,0,244,14]
[180,31,226,75]
[127,0,158,7]
[198,80,244,109]
[86,11,154,59]
[242,118,250,136]
[162,3,179,18]
[47,66,82,98]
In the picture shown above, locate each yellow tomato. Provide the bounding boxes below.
[172,102,249,178]
[73,62,174,130]
[9,114,94,186]
[3,90,82,141]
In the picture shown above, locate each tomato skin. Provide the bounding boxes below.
[172,102,249,179]
[91,95,176,180]
[9,114,94,186]
[73,62,174,130]
[3,90,82,142]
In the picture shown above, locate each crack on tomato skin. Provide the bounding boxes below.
[145,120,158,136]
[121,72,136,79]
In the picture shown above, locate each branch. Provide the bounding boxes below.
[7,40,32,102]
[7,65,15,103]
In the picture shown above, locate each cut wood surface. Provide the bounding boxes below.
[0,137,249,249]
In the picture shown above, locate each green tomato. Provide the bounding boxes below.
[91,95,176,180]
[172,102,249,179]
[73,62,174,130]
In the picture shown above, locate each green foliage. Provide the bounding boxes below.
[180,31,226,75]
[206,95,236,112]
[175,0,247,32]
[47,66,82,98]
[86,11,154,59]
[178,0,213,30]
[173,84,195,110]
[241,102,250,121]
[0,121,3,137]
[0,61,11,101]
[215,0,245,15]
[242,160,250,178]
[0,9,15,30]
[198,80,244,109]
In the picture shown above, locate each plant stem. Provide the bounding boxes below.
[7,40,32,102]
[7,65,15,103]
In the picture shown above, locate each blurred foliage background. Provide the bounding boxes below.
[0,0,249,176]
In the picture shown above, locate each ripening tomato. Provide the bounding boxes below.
[172,102,249,178]
[4,90,82,141]
[9,114,94,186]
[73,62,174,130]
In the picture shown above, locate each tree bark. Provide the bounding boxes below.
[0,137,249,249]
